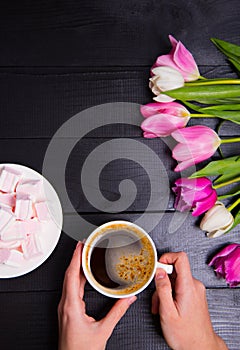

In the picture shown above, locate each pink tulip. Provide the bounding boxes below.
[209,244,240,287]
[171,126,221,172]
[140,102,190,138]
[172,177,217,216]
[152,35,200,82]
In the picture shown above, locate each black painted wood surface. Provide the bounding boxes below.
[0,1,240,349]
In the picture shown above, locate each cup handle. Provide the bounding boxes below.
[156,262,173,274]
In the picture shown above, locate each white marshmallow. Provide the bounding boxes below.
[3,249,25,267]
[22,233,43,259]
[0,193,15,208]
[1,220,26,241]
[14,193,33,221]
[35,201,50,221]
[16,179,43,200]
[0,206,15,236]
[0,167,21,193]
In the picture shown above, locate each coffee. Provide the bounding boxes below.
[87,224,155,296]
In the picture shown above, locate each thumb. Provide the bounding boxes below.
[100,296,137,337]
[155,268,176,317]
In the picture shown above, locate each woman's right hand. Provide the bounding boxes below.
[152,252,228,350]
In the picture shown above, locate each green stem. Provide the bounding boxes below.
[190,113,216,118]
[221,137,240,144]
[185,79,240,87]
[213,176,240,189]
[228,197,240,212]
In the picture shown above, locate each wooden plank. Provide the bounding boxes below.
[0,138,238,214]
[0,1,240,67]
[0,212,239,292]
[0,288,238,350]
[0,68,239,138]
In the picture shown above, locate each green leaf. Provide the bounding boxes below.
[166,85,240,102]
[190,156,240,184]
[211,38,240,74]
[211,38,240,58]
[230,208,240,231]
[201,104,240,111]
[229,58,240,74]
[218,187,240,200]
[198,110,240,124]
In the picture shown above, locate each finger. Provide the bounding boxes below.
[79,269,87,298]
[62,242,83,300]
[151,290,159,315]
[155,268,177,317]
[100,296,137,337]
[159,252,194,291]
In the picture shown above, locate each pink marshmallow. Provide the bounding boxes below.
[0,248,11,263]
[0,240,21,249]
[0,207,15,236]
[16,179,43,199]
[0,167,21,193]
[1,220,26,241]
[14,193,33,220]
[0,193,15,208]
[3,249,25,267]
[22,233,43,259]
[35,201,50,221]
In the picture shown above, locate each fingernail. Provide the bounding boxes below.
[76,241,82,248]
[128,296,137,305]
[156,270,166,280]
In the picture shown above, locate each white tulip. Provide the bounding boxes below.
[150,65,184,90]
[200,201,234,238]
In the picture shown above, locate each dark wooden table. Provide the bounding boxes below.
[0,1,240,349]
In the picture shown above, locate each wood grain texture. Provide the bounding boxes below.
[0,213,239,292]
[0,0,240,67]
[0,289,239,350]
[0,67,239,139]
[0,1,240,349]
[0,138,238,215]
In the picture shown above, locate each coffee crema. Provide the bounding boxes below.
[86,224,155,296]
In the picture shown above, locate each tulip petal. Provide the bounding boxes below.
[173,40,200,81]
[209,244,239,266]
[224,247,240,287]
[153,94,175,102]
[140,102,190,118]
[192,190,217,216]
[141,114,188,137]
[174,177,212,190]
[143,131,158,138]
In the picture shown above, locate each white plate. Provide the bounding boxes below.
[0,163,63,278]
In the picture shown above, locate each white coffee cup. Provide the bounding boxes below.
[82,220,173,298]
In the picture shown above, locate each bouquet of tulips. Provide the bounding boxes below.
[140,35,240,286]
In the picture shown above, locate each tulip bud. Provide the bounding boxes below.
[200,202,234,238]
[152,35,200,82]
[149,66,184,102]
[209,243,240,287]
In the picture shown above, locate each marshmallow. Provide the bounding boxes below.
[0,167,21,193]
[0,193,15,208]
[16,179,43,200]
[0,207,15,236]
[22,233,43,259]
[14,193,33,220]
[3,249,24,267]
[0,249,11,264]
[0,240,21,249]
[1,220,26,241]
[35,201,50,221]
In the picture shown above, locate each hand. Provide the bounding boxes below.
[152,252,228,350]
[58,242,137,350]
